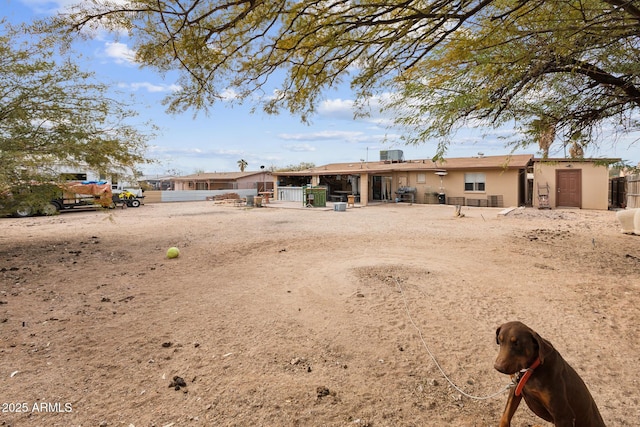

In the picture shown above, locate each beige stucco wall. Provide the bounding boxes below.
[394,169,521,207]
[533,161,609,210]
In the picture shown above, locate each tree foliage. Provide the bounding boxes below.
[388,0,640,158]
[0,21,154,198]
[52,0,640,157]
[274,162,316,172]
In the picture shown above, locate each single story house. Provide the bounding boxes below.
[139,175,177,191]
[171,171,273,192]
[273,152,619,210]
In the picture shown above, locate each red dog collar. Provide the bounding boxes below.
[515,357,541,396]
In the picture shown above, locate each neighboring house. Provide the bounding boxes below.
[171,171,273,192]
[273,152,619,210]
[139,175,177,191]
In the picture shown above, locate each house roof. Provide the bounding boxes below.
[275,154,535,176]
[533,157,621,164]
[172,171,271,181]
[139,175,176,181]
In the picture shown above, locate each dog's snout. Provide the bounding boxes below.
[494,352,516,375]
[494,360,510,374]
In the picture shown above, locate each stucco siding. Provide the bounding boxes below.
[396,169,520,207]
[533,161,609,210]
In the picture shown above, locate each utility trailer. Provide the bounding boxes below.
[2,181,116,217]
[52,182,143,212]
[50,181,115,213]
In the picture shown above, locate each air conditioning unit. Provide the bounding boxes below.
[380,150,404,162]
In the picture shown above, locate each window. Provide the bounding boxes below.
[417,173,426,184]
[464,173,486,192]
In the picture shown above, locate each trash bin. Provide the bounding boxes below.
[255,196,263,207]
[246,195,254,206]
[303,187,327,207]
[347,195,355,206]
[334,202,347,211]
[437,193,446,204]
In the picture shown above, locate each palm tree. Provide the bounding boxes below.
[237,159,248,172]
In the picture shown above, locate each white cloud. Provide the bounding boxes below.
[20,0,80,14]
[104,41,137,65]
[278,128,398,146]
[148,146,246,159]
[22,0,132,13]
[318,95,396,127]
[122,82,181,93]
[282,143,316,153]
[220,88,238,101]
[23,1,133,39]
[278,130,365,142]
[318,98,354,119]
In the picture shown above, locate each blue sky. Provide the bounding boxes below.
[7,0,640,175]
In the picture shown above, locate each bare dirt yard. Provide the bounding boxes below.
[1,201,639,427]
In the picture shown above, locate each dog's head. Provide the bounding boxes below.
[494,321,554,375]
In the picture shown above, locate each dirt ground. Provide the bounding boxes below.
[1,200,639,427]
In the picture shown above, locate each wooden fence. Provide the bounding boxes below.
[627,174,640,209]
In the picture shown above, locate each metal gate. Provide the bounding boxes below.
[610,177,626,209]
[277,187,304,202]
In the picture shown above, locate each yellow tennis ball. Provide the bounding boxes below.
[166,247,180,259]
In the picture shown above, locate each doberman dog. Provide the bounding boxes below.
[494,321,606,427]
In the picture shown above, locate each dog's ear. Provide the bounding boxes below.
[532,331,554,364]
[495,325,502,345]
